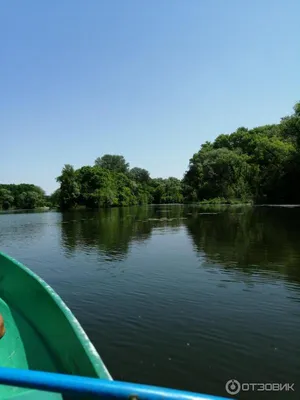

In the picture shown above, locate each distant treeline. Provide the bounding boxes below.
[1,102,300,210]
[183,102,300,204]
[0,184,47,210]
[54,155,183,210]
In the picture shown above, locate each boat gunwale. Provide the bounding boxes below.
[0,251,112,381]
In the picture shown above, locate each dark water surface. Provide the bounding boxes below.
[0,205,300,399]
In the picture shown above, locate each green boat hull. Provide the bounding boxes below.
[0,252,111,399]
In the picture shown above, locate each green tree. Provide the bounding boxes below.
[76,165,119,208]
[48,189,61,208]
[92,187,119,207]
[56,164,80,210]
[0,184,46,209]
[151,178,183,204]
[94,154,129,174]
[184,102,300,204]
[280,102,300,147]
[17,191,44,209]
[0,189,14,210]
[278,102,300,202]
[115,173,137,206]
[129,167,150,184]
[184,148,252,201]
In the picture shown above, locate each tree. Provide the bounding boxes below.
[151,178,183,204]
[55,102,300,209]
[115,173,137,206]
[17,191,44,209]
[278,102,300,202]
[184,148,252,201]
[48,189,61,208]
[92,188,118,207]
[76,165,119,208]
[183,102,300,204]
[56,164,80,210]
[129,167,150,184]
[0,184,46,209]
[0,189,14,210]
[94,155,129,174]
[280,102,300,148]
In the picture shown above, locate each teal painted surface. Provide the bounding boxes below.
[0,252,111,399]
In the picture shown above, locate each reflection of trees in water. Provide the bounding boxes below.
[61,207,149,260]
[185,206,300,285]
[146,205,187,233]
[60,206,186,261]
[60,204,300,285]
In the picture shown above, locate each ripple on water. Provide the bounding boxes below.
[1,208,300,398]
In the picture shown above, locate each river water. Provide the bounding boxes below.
[0,205,299,399]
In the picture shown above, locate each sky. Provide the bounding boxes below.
[1,0,300,194]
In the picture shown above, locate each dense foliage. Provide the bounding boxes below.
[0,184,46,210]
[2,102,300,210]
[60,206,300,285]
[183,102,300,204]
[55,154,183,210]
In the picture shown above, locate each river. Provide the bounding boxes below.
[0,205,299,399]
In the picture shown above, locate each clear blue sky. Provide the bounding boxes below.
[1,0,299,194]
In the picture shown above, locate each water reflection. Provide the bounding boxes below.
[60,205,300,285]
[1,206,300,398]
[60,206,188,260]
[185,205,300,285]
